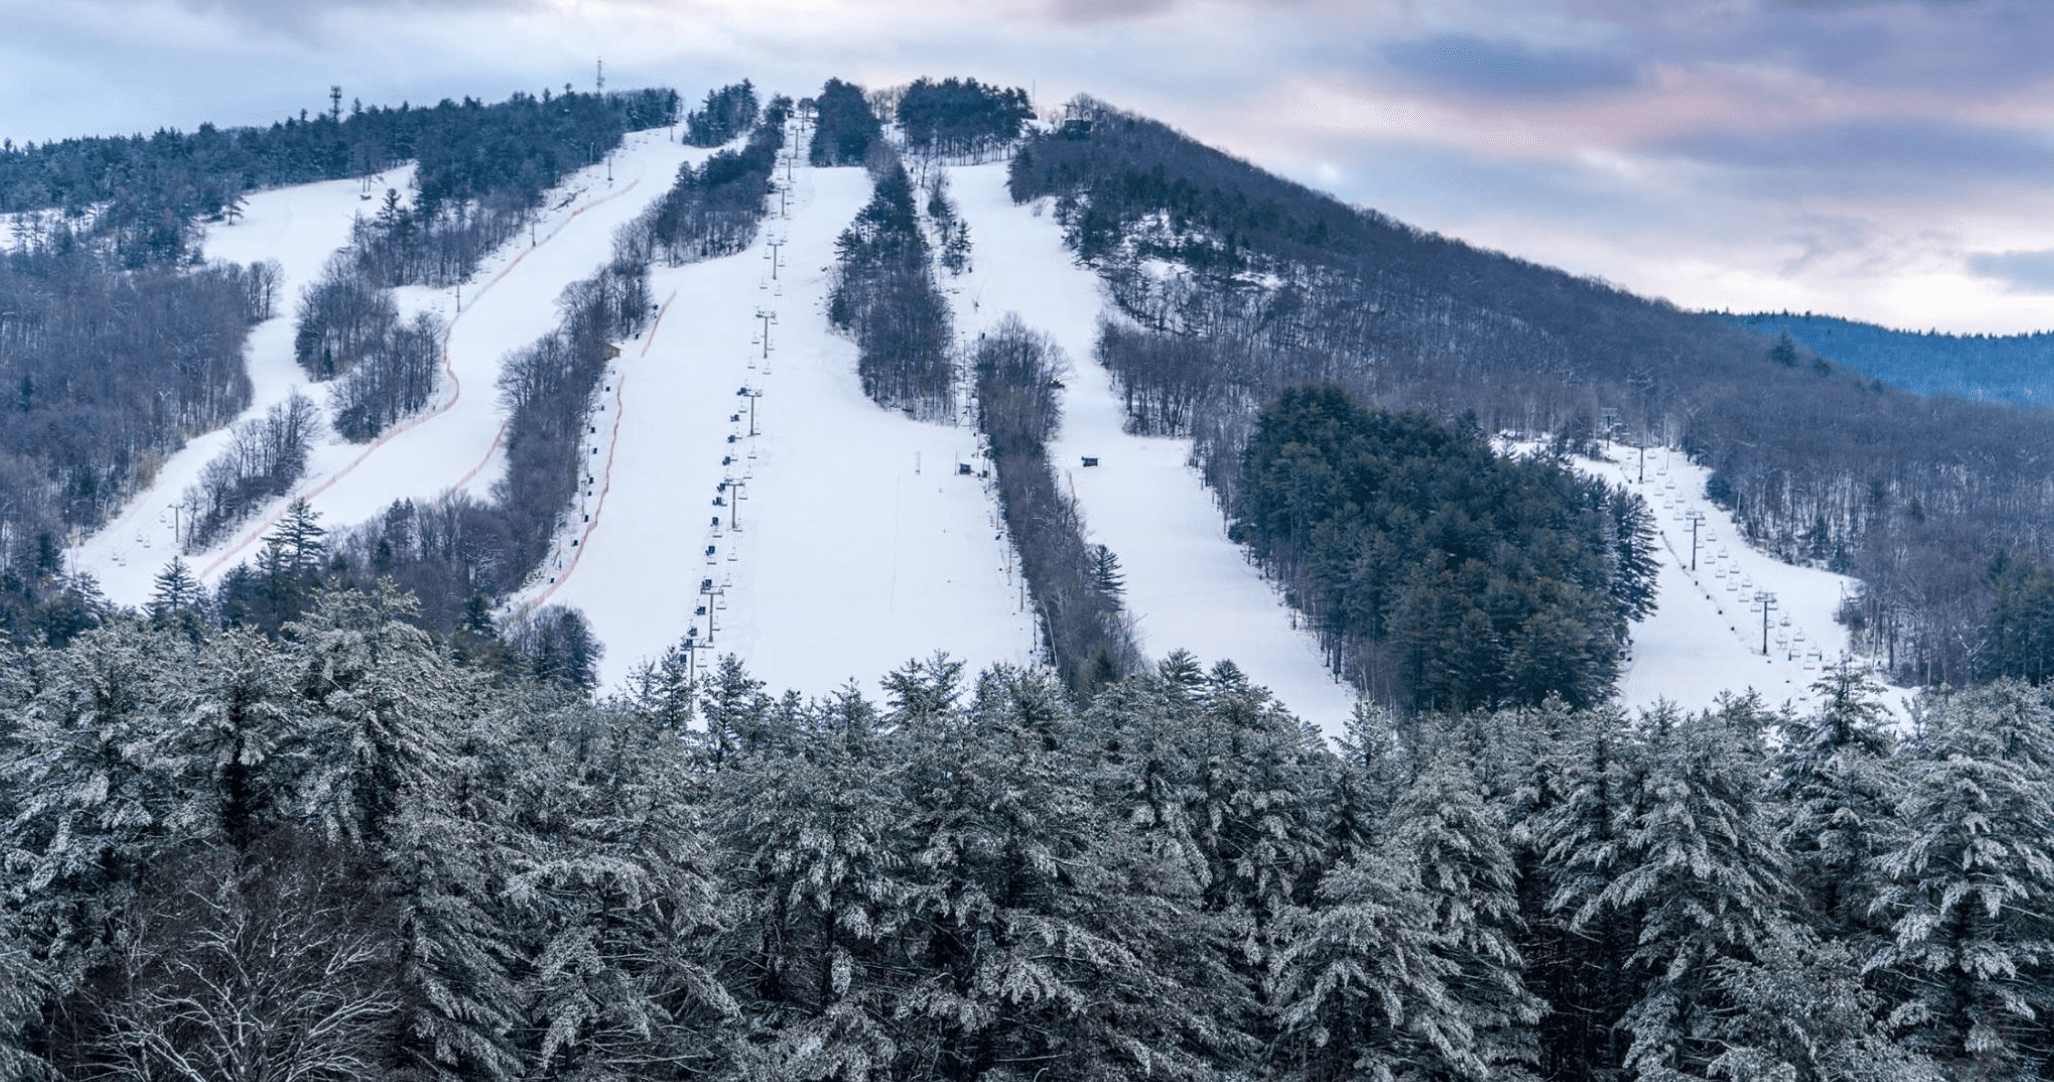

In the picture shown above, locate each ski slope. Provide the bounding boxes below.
[939,162,1363,739]
[524,141,1035,697]
[1565,443,1904,719]
[76,131,722,603]
[71,165,414,602]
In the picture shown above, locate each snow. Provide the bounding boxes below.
[75,131,724,602]
[938,163,1363,740]
[70,164,415,602]
[67,123,1909,730]
[520,140,1035,698]
[1562,442,1907,720]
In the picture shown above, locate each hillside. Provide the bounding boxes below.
[1014,98,2054,689]
[1726,310,2054,406]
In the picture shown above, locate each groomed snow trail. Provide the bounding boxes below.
[532,144,1035,697]
[939,162,1362,740]
[76,131,723,603]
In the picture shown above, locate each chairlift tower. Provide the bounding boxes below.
[1685,509,1706,571]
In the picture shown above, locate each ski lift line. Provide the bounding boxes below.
[513,369,631,615]
[193,169,649,582]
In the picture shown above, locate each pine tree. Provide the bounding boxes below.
[1868,681,2054,1078]
[506,700,734,1077]
[285,584,523,1079]
[714,683,906,1081]
[1598,706,1795,1080]
[1392,751,1545,1078]
[1773,659,1898,940]
[1270,847,1466,1082]
[698,653,771,769]
[891,664,1237,1080]
[0,621,189,1000]
[1526,704,1646,1079]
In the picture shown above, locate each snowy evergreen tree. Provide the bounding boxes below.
[1773,659,1900,941]
[0,621,190,999]
[1701,922,1943,1082]
[286,584,523,1080]
[890,663,1238,1080]
[505,700,734,1077]
[1525,703,1646,1080]
[715,683,907,1081]
[1391,751,1544,1079]
[698,652,773,770]
[1868,681,2054,1078]
[1270,847,1466,1082]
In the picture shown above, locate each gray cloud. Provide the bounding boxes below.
[1649,120,2054,189]
[1040,0,1183,24]
[1968,250,2054,294]
[1381,33,1640,99]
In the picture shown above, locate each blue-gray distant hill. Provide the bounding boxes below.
[1724,311,2054,406]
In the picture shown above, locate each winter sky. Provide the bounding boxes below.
[3,0,2051,334]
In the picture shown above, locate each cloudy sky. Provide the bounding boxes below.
[3,0,2052,334]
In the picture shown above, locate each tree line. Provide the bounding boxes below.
[619,94,790,268]
[895,77,1032,163]
[828,146,956,421]
[1011,96,2054,692]
[180,392,320,551]
[7,574,2049,1080]
[807,78,882,168]
[1729,310,2054,406]
[684,81,761,148]
[1,87,677,266]
[973,317,1141,694]
[0,236,266,636]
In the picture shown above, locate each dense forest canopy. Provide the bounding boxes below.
[1727,310,2054,406]
[682,81,760,148]
[2,575,2044,1082]
[806,78,882,168]
[894,77,1032,161]
[1234,388,1656,710]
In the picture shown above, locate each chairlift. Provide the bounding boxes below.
[705,545,716,557]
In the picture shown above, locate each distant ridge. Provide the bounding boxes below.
[1725,311,2054,406]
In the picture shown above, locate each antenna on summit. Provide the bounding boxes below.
[596,58,605,94]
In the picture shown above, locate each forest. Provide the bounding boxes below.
[1233,388,1656,711]
[894,77,1033,163]
[1012,97,2054,692]
[973,318,1139,692]
[3,570,2047,1081]
[0,86,681,646]
[828,138,956,421]
[1727,310,2054,406]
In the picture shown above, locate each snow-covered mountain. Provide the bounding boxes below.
[65,108,1881,736]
